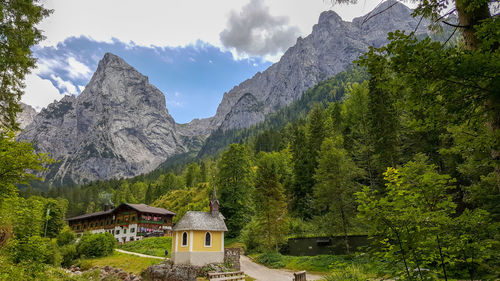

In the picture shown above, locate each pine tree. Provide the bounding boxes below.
[314,136,362,253]
[254,152,289,252]
[216,144,254,237]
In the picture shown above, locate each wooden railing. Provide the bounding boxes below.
[293,271,307,281]
[208,271,245,281]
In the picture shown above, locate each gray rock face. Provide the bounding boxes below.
[19,1,433,185]
[211,0,429,131]
[19,53,187,185]
[17,102,37,130]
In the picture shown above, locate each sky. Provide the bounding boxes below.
[24,0,395,124]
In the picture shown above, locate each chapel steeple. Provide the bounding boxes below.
[209,183,220,217]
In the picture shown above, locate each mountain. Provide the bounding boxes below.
[17,103,37,130]
[20,0,434,185]
[210,0,429,132]
[19,53,191,185]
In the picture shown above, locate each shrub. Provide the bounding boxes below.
[7,236,57,264]
[76,232,116,258]
[56,226,76,246]
[75,259,93,271]
[60,244,78,267]
[256,252,286,268]
[323,265,369,281]
[240,219,261,252]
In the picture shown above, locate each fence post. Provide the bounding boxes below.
[293,271,306,281]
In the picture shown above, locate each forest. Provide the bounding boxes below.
[1,0,499,280]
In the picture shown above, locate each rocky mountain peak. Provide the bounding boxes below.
[19,53,186,185]
[17,102,37,130]
[316,10,343,28]
[212,0,432,132]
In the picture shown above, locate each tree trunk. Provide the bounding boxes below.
[339,200,350,254]
[455,0,491,51]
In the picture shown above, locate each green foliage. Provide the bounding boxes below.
[153,183,210,223]
[60,244,78,267]
[56,226,76,247]
[313,136,362,252]
[0,132,52,198]
[0,0,51,130]
[356,155,497,280]
[76,232,116,258]
[217,144,255,237]
[6,235,60,265]
[253,152,290,251]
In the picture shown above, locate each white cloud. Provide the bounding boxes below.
[66,56,92,79]
[50,74,79,96]
[21,73,66,111]
[78,85,85,92]
[36,0,403,62]
[36,58,64,76]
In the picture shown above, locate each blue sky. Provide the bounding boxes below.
[31,37,271,123]
[22,0,389,123]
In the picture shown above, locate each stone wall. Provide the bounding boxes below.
[224,248,241,271]
[141,261,202,281]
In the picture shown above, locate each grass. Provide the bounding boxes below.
[82,251,162,274]
[251,252,382,278]
[117,236,171,258]
[224,237,245,251]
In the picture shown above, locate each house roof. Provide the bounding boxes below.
[66,203,176,221]
[66,210,113,221]
[124,203,176,216]
[173,211,228,232]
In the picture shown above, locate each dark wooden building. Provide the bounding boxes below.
[67,203,176,243]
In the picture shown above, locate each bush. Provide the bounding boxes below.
[56,226,76,246]
[323,265,368,281]
[240,219,261,252]
[75,259,93,271]
[60,244,78,267]
[7,235,60,265]
[256,252,287,268]
[76,232,116,258]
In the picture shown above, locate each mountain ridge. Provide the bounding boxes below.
[20,0,434,185]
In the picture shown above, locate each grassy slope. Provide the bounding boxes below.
[117,237,172,258]
[152,184,210,223]
[84,251,162,274]
[250,252,381,279]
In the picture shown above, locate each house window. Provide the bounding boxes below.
[116,230,120,235]
[131,228,135,233]
[181,232,188,247]
[124,229,127,234]
[205,232,212,247]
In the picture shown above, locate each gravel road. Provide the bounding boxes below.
[240,255,325,281]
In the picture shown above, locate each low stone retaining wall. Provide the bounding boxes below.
[142,261,202,281]
[142,260,234,281]
[224,248,241,271]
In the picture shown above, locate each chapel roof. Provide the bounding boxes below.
[173,211,227,232]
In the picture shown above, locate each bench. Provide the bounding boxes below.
[293,271,307,281]
[208,271,245,281]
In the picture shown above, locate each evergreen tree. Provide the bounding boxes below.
[342,82,376,187]
[290,124,315,219]
[254,152,289,252]
[314,136,362,253]
[216,144,254,237]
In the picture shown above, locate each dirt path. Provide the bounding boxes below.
[115,249,166,260]
[240,255,325,281]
